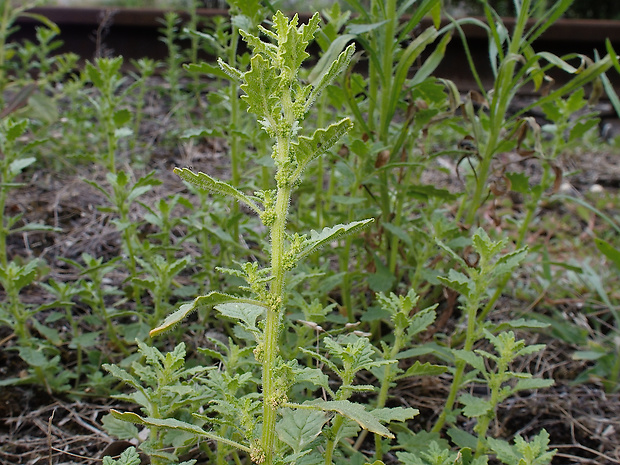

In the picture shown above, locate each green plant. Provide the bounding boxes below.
[0,117,58,388]
[85,170,162,315]
[431,228,532,432]
[0,0,59,102]
[445,0,614,342]
[450,330,553,455]
[84,56,132,173]
[128,57,160,152]
[364,290,445,461]
[305,0,461,318]
[103,342,209,465]
[102,446,142,465]
[185,0,271,241]
[106,11,428,465]
[453,0,611,228]
[62,254,129,353]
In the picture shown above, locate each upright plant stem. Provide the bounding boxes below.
[462,0,531,227]
[229,28,241,241]
[432,274,484,433]
[477,165,550,324]
[373,328,404,460]
[261,186,292,464]
[260,85,295,464]
[378,0,396,143]
[0,185,8,269]
[0,1,11,99]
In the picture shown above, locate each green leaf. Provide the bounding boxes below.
[438,269,470,295]
[486,437,518,464]
[368,256,396,293]
[396,361,447,380]
[109,410,251,453]
[101,413,140,440]
[11,222,61,234]
[305,400,394,438]
[31,320,62,346]
[277,11,321,77]
[370,406,418,423]
[308,34,354,83]
[102,446,141,465]
[276,408,328,453]
[388,27,439,123]
[240,54,279,119]
[568,118,599,142]
[407,305,438,338]
[9,157,35,176]
[27,92,58,124]
[6,118,29,142]
[347,21,389,35]
[448,428,478,450]
[216,57,244,82]
[307,43,355,110]
[19,12,60,33]
[595,238,620,271]
[185,62,231,80]
[407,183,458,201]
[215,302,265,335]
[292,118,352,177]
[150,292,266,337]
[174,167,261,215]
[453,349,486,372]
[298,219,374,260]
[102,364,142,391]
[513,378,554,393]
[505,172,530,194]
[459,393,492,418]
[17,346,50,367]
[383,223,412,247]
[113,109,131,127]
[492,247,528,279]
[181,127,220,139]
[493,318,549,332]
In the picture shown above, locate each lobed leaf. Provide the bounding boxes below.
[512,378,554,393]
[370,407,419,424]
[9,157,36,177]
[308,35,355,83]
[396,361,447,380]
[150,292,265,337]
[240,54,280,119]
[298,219,374,260]
[304,400,394,438]
[438,269,471,296]
[174,167,261,215]
[459,393,492,418]
[101,414,139,441]
[453,349,486,373]
[102,446,141,465]
[278,12,321,78]
[216,57,244,82]
[215,302,265,335]
[306,43,355,112]
[292,118,352,177]
[276,408,328,453]
[109,410,251,453]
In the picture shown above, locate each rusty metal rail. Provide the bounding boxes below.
[11,7,620,93]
